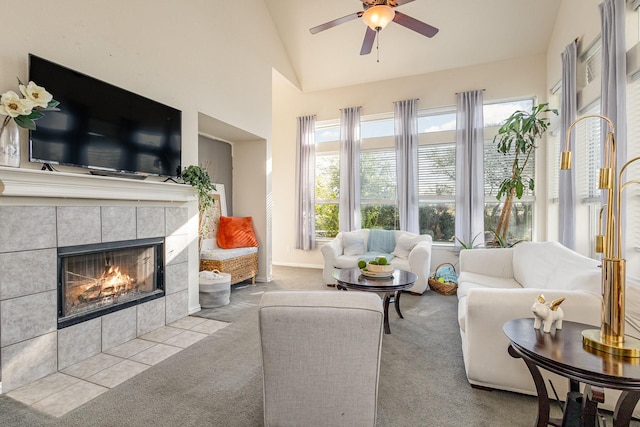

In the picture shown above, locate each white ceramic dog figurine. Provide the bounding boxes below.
[532,294,566,333]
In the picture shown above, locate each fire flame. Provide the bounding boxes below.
[98,266,135,296]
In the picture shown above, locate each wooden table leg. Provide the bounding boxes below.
[382,293,391,334]
[613,390,640,427]
[508,344,554,427]
[581,384,604,427]
[394,291,403,319]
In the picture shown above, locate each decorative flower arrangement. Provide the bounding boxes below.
[0,79,59,136]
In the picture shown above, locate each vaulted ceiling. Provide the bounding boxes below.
[264,0,561,92]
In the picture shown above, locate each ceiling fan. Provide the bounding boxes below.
[309,0,439,56]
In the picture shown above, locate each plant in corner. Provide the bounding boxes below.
[182,165,216,252]
[492,103,557,244]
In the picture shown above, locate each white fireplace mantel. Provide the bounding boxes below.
[0,166,196,202]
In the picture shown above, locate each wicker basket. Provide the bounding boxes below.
[428,262,458,296]
[200,252,258,285]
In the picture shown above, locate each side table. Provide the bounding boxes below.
[504,318,640,427]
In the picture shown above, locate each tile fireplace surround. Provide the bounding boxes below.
[0,167,197,394]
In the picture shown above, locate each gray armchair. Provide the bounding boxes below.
[258,290,384,427]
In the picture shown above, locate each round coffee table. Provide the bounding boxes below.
[333,267,417,334]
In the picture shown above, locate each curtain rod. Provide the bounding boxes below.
[392,98,420,103]
[454,89,486,95]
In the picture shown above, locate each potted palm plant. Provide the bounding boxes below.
[492,103,557,243]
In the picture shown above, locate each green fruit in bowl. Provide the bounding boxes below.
[369,260,379,265]
[438,277,446,283]
[377,257,388,265]
[357,260,366,269]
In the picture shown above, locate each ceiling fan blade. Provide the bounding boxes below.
[393,0,416,5]
[392,11,439,38]
[310,12,362,34]
[360,27,377,55]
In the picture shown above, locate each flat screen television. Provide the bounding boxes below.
[28,54,182,178]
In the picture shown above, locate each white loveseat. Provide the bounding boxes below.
[457,240,640,415]
[321,229,433,294]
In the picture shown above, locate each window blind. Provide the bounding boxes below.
[626,75,640,278]
[483,139,535,200]
[360,149,396,202]
[575,103,601,203]
[548,129,561,201]
[417,143,455,199]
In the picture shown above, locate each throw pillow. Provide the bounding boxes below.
[392,234,418,259]
[342,231,366,256]
[217,216,259,249]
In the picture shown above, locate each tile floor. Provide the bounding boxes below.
[6,316,229,418]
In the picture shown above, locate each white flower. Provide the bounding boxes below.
[19,81,53,108]
[0,91,33,117]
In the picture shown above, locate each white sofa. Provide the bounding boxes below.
[457,240,640,415]
[321,229,433,294]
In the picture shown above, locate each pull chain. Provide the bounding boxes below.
[376,28,380,63]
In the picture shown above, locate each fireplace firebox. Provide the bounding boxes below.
[58,237,165,329]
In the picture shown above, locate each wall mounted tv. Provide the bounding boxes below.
[29,54,182,178]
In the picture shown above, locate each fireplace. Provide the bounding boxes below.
[58,237,165,329]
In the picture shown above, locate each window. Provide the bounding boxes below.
[360,148,398,229]
[418,143,456,241]
[484,99,534,127]
[573,102,602,257]
[483,137,535,243]
[581,38,602,86]
[626,73,640,282]
[314,97,538,242]
[314,152,339,238]
[314,122,340,238]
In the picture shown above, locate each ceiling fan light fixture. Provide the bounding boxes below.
[362,5,395,31]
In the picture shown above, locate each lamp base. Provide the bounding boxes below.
[582,329,640,358]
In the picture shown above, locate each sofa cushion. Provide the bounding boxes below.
[456,276,521,299]
[512,241,600,292]
[343,231,366,256]
[392,233,418,259]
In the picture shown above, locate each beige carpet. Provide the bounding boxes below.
[2,265,632,426]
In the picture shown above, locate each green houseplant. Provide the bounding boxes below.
[492,103,557,243]
[182,165,216,251]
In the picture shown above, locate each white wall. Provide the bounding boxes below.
[272,54,548,269]
[0,0,295,308]
[546,0,603,91]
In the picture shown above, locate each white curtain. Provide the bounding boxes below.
[559,41,577,250]
[455,90,484,246]
[394,99,419,233]
[295,115,316,250]
[600,0,627,250]
[339,107,361,231]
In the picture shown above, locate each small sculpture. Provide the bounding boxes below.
[532,294,566,333]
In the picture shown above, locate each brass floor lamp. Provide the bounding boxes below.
[562,114,640,357]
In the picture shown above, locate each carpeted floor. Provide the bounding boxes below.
[1,265,630,426]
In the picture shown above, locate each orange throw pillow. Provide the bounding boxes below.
[217,216,259,249]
